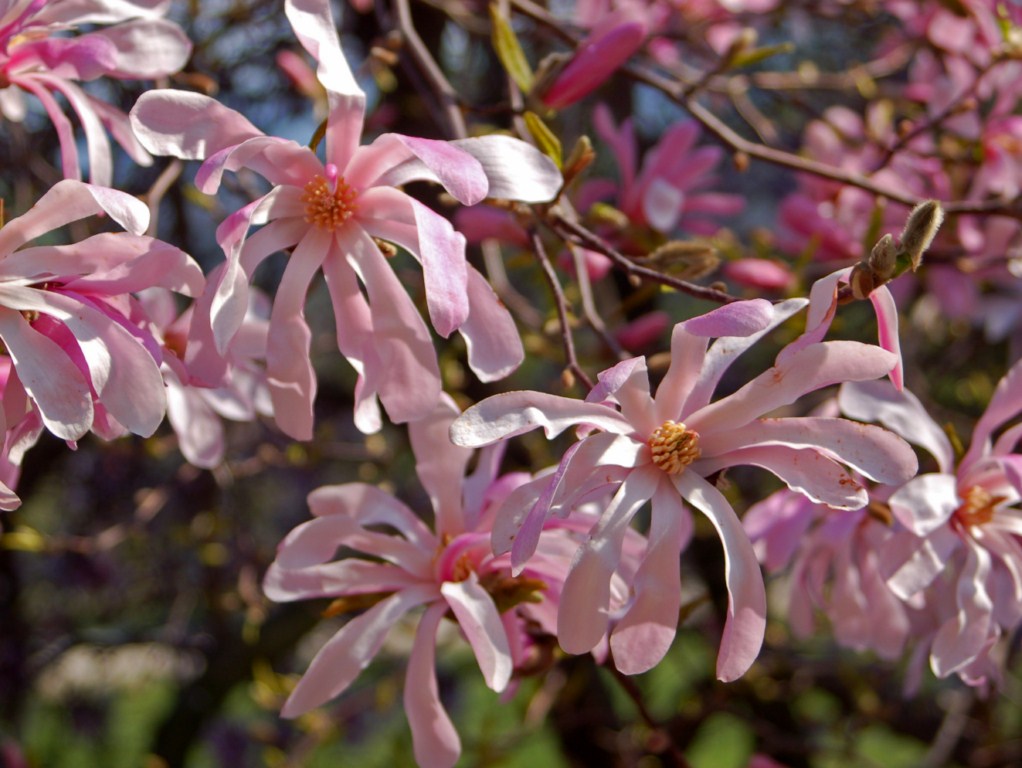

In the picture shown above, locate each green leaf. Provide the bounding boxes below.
[490,4,534,93]
[730,42,795,69]
[524,111,563,168]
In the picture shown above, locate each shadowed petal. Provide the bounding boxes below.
[442,573,513,691]
[405,603,462,768]
[130,90,262,160]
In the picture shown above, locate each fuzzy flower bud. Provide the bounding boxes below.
[899,200,944,270]
[867,233,897,281]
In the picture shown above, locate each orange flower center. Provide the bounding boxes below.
[953,485,1003,529]
[648,420,701,474]
[300,174,357,230]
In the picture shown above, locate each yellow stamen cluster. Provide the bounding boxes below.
[953,485,1003,529]
[300,174,357,230]
[648,420,701,475]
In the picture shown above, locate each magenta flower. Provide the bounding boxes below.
[130,0,561,440]
[583,103,744,236]
[0,179,202,442]
[451,299,918,680]
[0,0,191,185]
[263,398,626,768]
[841,366,1022,683]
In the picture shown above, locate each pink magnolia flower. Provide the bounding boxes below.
[582,103,744,237]
[841,367,1022,683]
[136,287,272,469]
[0,0,191,185]
[263,397,634,768]
[0,179,202,442]
[0,356,43,511]
[130,0,561,440]
[451,299,918,681]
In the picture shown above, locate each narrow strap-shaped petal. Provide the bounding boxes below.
[12,75,80,180]
[358,186,468,338]
[0,178,148,254]
[344,225,442,425]
[778,268,849,363]
[695,444,869,510]
[452,135,562,203]
[682,298,773,339]
[409,396,472,538]
[34,74,112,186]
[93,18,192,78]
[963,356,1022,469]
[586,357,657,437]
[196,136,321,194]
[689,341,898,436]
[459,264,524,382]
[405,602,462,768]
[839,380,954,473]
[442,573,513,691]
[164,369,223,469]
[557,466,660,655]
[129,90,263,161]
[699,416,918,486]
[675,471,766,682]
[868,285,903,390]
[307,483,435,547]
[347,134,487,205]
[611,480,691,674]
[675,298,807,419]
[0,307,92,440]
[451,392,630,447]
[265,229,330,440]
[883,526,960,600]
[931,540,995,677]
[281,585,438,718]
[264,557,420,603]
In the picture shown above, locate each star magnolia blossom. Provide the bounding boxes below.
[450,299,919,681]
[0,0,191,186]
[839,367,1022,683]
[0,179,203,442]
[130,0,561,440]
[263,398,639,768]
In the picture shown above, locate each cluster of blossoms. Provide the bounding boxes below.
[4,0,1022,765]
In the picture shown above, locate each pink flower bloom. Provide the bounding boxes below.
[137,287,272,469]
[451,299,918,680]
[0,179,202,442]
[840,370,1022,683]
[263,397,629,768]
[582,103,744,237]
[130,0,561,439]
[0,356,43,511]
[0,0,191,185]
[723,258,795,292]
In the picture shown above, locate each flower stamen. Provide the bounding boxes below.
[648,420,701,474]
[300,174,357,230]
[953,485,1003,529]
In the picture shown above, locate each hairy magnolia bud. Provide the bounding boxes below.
[900,200,944,270]
[644,240,720,280]
[849,262,876,300]
[868,233,897,281]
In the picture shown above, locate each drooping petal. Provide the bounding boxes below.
[0,307,92,441]
[611,480,691,674]
[675,471,766,682]
[195,135,322,194]
[839,380,954,473]
[459,265,524,382]
[405,602,462,768]
[689,341,898,436]
[409,396,472,538]
[931,540,995,678]
[358,186,468,338]
[557,467,660,655]
[265,229,330,441]
[0,179,148,254]
[453,135,563,203]
[868,285,903,390]
[347,134,488,206]
[281,585,437,718]
[129,90,263,161]
[307,483,435,546]
[450,391,630,447]
[700,417,919,486]
[963,356,1022,470]
[441,573,513,691]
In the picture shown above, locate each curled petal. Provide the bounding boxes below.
[453,135,563,203]
[675,472,766,682]
[130,90,262,161]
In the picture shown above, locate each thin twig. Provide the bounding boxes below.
[530,229,594,390]
[393,0,467,138]
[607,664,692,768]
[550,213,740,304]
